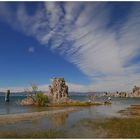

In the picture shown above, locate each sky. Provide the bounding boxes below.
[0,2,140,92]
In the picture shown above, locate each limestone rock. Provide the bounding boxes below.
[20,97,34,106]
[48,77,68,102]
[103,86,140,98]
[132,86,140,97]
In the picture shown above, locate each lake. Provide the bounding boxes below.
[0,94,140,138]
[0,94,140,115]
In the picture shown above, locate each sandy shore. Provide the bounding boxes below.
[0,107,78,124]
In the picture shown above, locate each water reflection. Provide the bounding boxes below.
[87,106,99,118]
[48,112,69,128]
[5,102,10,114]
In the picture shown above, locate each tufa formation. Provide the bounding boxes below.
[102,85,140,98]
[132,86,140,97]
[49,77,69,102]
[5,89,10,102]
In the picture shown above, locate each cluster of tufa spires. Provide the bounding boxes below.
[102,85,140,98]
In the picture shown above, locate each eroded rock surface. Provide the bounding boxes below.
[20,97,34,106]
[49,78,69,102]
[132,86,140,97]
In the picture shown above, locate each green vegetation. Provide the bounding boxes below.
[35,92,49,106]
[23,83,103,107]
[79,117,140,138]
[48,101,102,107]
[24,84,49,107]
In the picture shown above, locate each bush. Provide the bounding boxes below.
[35,92,49,106]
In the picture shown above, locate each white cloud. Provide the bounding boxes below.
[38,83,95,93]
[0,83,90,93]
[0,2,140,92]
[0,86,25,93]
[28,47,35,53]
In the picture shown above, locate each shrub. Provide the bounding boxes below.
[35,92,49,106]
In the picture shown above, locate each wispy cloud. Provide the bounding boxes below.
[0,83,90,93]
[28,47,35,53]
[0,86,25,93]
[0,2,140,91]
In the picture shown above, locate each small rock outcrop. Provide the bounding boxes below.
[20,97,34,106]
[49,78,69,102]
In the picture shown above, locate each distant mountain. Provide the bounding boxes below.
[69,91,102,96]
[0,92,5,95]
[0,92,27,96]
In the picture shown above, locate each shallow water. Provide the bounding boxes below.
[0,94,140,115]
[0,94,140,137]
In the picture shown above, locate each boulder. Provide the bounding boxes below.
[20,97,34,106]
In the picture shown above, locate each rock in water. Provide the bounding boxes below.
[20,97,34,106]
[49,78,68,102]
[132,86,140,97]
[5,90,10,102]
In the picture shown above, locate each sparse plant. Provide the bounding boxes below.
[35,92,49,106]
[23,83,49,106]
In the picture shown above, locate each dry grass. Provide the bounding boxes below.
[0,129,64,138]
[1,117,140,138]
[79,117,140,138]
[78,105,140,138]
[119,104,140,117]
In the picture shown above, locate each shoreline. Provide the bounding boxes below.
[0,104,140,138]
[0,107,78,124]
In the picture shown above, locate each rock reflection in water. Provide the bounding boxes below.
[5,102,10,114]
[48,112,69,128]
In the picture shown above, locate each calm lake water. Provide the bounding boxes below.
[0,94,140,137]
[0,94,98,115]
[0,94,140,115]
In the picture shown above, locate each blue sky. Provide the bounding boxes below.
[0,2,140,92]
[0,17,90,87]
